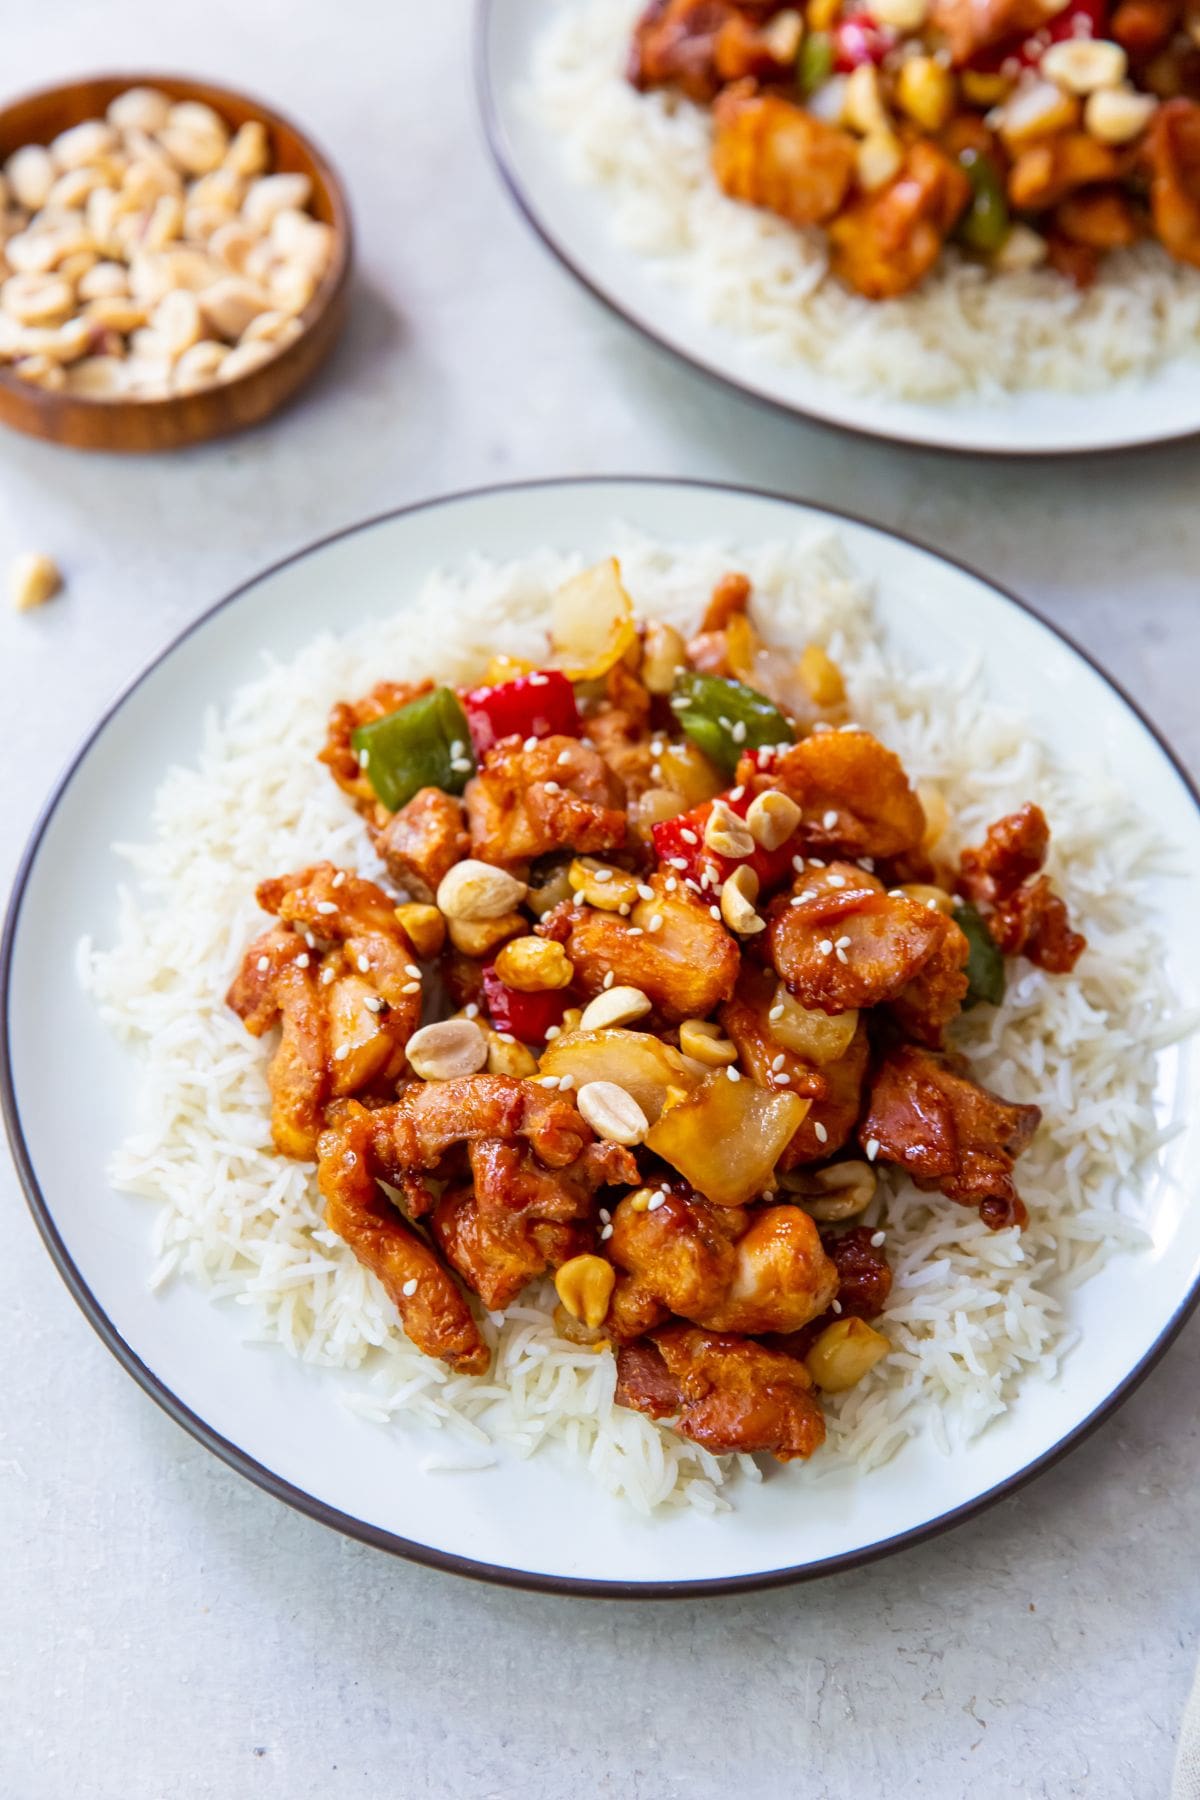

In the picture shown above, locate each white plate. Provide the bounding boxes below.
[477,0,1200,457]
[3,478,1199,1595]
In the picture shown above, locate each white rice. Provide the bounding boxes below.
[81,528,1182,1513]
[528,0,1200,401]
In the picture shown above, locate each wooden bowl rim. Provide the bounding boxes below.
[0,70,353,416]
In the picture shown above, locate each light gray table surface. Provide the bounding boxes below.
[2,4,1199,1797]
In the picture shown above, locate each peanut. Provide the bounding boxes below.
[579,986,652,1031]
[437,858,529,921]
[554,1254,616,1329]
[393,903,446,961]
[493,935,574,993]
[405,1019,488,1082]
[720,864,764,936]
[746,789,801,851]
[577,1080,649,1146]
[678,1018,737,1067]
[9,551,63,612]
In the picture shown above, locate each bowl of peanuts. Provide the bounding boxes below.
[0,74,352,451]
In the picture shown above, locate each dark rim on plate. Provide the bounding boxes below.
[3,476,1199,1599]
[472,0,1200,461]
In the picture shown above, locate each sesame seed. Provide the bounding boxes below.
[316,901,337,915]
[401,1278,418,1297]
[364,996,385,1013]
[603,971,615,989]
[768,1003,784,1021]
[636,883,655,901]
[835,935,851,949]
[332,871,346,889]
[828,875,847,889]
[651,765,662,782]
[665,877,678,893]
[822,810,838,830]
[599,1207,611,1224]
[709,906,722,921]
[808,858,826,869]
[680,829,699,846]
[538,1075,561,1089]
[650,739,665,756]
[581,737,595,749]
[870,1230,886,1247]
[357,748,370,768]
[465,1002,479,1019]
[357,955,370,973]
[731,720,747,744]
[600,1223,614,1241]
[256,955,269,972]
[627,927,644,938]
[321,968,335,987]
[860,858,875,872]
[668,857,688,871]
[813,721,833,734]
[451,759,473,776]
[814,1122,828,1143]
[839,722,861,734]
[401,981,421,995]
[718,715,733,731]
[647,913,663,933]
[774,1072,791,1085]
[865,1137,880,1162]
[528,672,549,687]
[496,1031,515,1044]
[647,1190,667,1211]
[796,888,818,902]
[887,888,904,899]
[405,963,421,980]
[543,781,561,795]
[295,954,310,969]
[449,740,466,759]
[556,748,573,767]
[544,1025,561,1041]
[771,1053,785,1071]
[523,735,539,753]
[305,933,316,949]
[836,948,849,964]
[818,938,834,956]
[593,868,613,883]
[729,785,745,802]
[831,1298,843,1314]
[792,856,807,874]
[558,1073,575,1091]
[333,1045,350,1062]
[926,898,939,911]
[684,880,702,896]
[726,1066,741,1083]
[618,903,632,916]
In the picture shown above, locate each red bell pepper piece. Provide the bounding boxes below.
[461,670,581,758]
[832,13,895,69]
[481,964,570,1046]
[651,787,801,900]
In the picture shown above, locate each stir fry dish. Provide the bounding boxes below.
[227,561,1086,1464]
[626,0,1200,295]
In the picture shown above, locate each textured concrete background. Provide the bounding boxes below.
[2,5,1199,1797]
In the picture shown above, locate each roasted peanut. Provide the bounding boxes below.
[640,618,687,694]
[446,911,526,958]
[405,1018,487,1082]
[484,1028,539,1078]
[678,1018,738,1066]
[437,858,528,921]
[393,903,446,960]
[704,797,755,859]
[746,789,801,851]
[798,642,846,707]
[567,857,640,912]
[782,1159,877,1221]
[9,551,62,613]
[579,985,652,1031]
[900,882,955,915]
[720,864,764,936]
[577,1080,649,1146]
[493,935,574,993]
[554,1253,616,1329]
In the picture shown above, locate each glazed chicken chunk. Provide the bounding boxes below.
[616,1326,827,1461]
[466,734,627,868]
[827,142,972,303]
[959,803,1086,973]
[226,864,423,1159]
[712,84,857,229]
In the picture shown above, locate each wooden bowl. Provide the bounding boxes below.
[0,74,352,452]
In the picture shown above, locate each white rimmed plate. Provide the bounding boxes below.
[3,477,1199,1595]
[477,0,1200,457]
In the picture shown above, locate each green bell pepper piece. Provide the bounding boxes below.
[799,31,834,95]
[351,686,474,813]
[955,899,1007,1010]
[956,148,1010,256]
[669,671,794,778]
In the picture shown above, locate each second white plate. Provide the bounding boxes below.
[478,0,1200,457]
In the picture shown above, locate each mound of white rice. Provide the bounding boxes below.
[81,529,1178,1513]
[529,0,1200,401]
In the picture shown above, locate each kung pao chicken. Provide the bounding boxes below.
[627,0,1200,294]
[227,561,1085,1464]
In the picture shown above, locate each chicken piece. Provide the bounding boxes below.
[766,1223,893,1358]
[1007,133,1123,212]
[1054,186,1141,250]
[712,85,857,229]
[1147,98,1200,267]
[374,786,469,901]
[1113,0,1181,56]
[739,730,927,861]
[958,803,1085,973]
[316,1108,489,1374]
[929,0,1064,63]
[827,141,971,300]
[686,629,734,676]
[959,802,1049,904]
[465,734,627,868]
[608,1188,839,1336]
[859,1044,1041,1230]
[701,571,752,632]
[766,861,968,1038]
[226,866,423,1158]
[585,664,657,801]
[719,963,870,1165]
[629,0,798,102]
[434,1136,638,1309]
[989,874,1087,973]
[319,679,432,805]
[540,871,740,1022]
[615,1326,826,1462]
